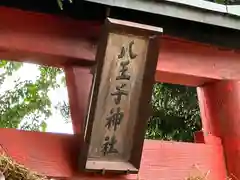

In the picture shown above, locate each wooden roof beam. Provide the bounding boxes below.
[0,7,240,86]
[0,6,100,67]
[157,36,240,86]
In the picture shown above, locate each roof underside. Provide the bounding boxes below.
[85,0,240,31]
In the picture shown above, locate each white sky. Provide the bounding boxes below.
[1,62,73,134]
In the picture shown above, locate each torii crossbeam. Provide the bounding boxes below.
[0,5,239,180]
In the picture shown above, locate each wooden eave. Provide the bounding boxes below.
[85,0,240,30]
[0,0,239,49]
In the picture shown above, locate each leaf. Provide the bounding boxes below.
[57,0,64,10]
[56,0,73,10]
[147,83,201,142]
[0,61,63,131]
[40,121,47,132]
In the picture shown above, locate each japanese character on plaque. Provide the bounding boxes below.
[101,135,118,156]
[116,40,137,81]
[111,83,128,105]
[105,107,124,131]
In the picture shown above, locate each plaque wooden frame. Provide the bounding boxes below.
[80,18,162,174]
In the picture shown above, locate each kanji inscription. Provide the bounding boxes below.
[111,83,128,105]
[105,107,124,131]
[82,18,162,173]
[100,40,137,156]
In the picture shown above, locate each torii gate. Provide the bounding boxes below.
[0,2,239,180]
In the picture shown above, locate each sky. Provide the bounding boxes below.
[1,62,73,134]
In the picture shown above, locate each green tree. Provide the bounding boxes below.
[0,60,63,131]
[147,83,201,142]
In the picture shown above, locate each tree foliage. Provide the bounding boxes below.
[147,83,201,142]
[0,60,63,131]
[209,0,239,4]
[56,0,73,10]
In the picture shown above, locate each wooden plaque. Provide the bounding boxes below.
[80,18,162,173]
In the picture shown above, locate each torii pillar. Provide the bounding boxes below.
[197,81,240,179]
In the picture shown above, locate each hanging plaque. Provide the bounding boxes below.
[80,18,162,174]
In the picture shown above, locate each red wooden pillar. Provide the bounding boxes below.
[64,66,93,134]
[197,80,240,179]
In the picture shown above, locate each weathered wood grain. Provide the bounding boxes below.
[82,18,162,173]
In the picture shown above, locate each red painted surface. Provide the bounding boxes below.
[0,7,99,67]
[194,131,222,145]
[157,37,240,86]
[0,128,227,180]
[0,6,238,180]
[0,7,239,86]
[197,81,240,179]
[194,131,205,143]
[65,66,93,134]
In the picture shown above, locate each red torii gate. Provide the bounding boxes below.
[0,6,239,180]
